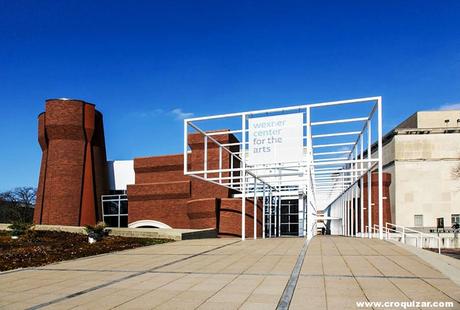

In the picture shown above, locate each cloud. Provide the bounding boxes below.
[438,103,460,111]
[170,108,194,120]
[132,108,194,121]
[135,108,164,118]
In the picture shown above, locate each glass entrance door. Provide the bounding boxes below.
[280,199,299,236]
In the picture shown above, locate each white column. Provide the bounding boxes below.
[241,114,246,240]
[306,106,312,239]
[253,177,257,240]
[278,192,281,237]
[274,193,278,237]
[183,120,188,175]
[342,195,345,236]
[347,191,351,237]
[269,188,272,237]
[304,197,308,237]
[367,120,372,238]
[341,172,345,236]
[360,134,364,237]
[204,136,208,179]
[377,97,384,239]
[351,187,354,237]
[262,183,266,239]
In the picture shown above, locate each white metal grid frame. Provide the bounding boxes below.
[184,96,384,240]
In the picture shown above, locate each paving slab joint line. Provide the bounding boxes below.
[276,238,310,310]
[24,240,241,310]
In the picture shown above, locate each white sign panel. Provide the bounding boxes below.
[248,113,304,165]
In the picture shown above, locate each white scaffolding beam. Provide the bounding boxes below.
[184,97,383,240]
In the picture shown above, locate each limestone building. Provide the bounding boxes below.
[379,110,460,231]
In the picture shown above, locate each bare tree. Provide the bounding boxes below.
[0,187,36,223]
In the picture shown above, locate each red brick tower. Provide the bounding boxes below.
[361,172,392,232]
[33,99,109,226]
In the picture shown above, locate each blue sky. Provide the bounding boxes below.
[0,0,459,191]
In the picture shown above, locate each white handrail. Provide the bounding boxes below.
[385,222,441,254]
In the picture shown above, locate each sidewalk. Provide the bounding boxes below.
[0,236,458,309]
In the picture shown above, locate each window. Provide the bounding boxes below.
[101,194,128,228]
[414,214,423,227]
[452,214,460,225]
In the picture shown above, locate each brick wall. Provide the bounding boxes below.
[127,130,262,237]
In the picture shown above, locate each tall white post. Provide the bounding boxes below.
[341,172,345,235]
[183,120,188,175]
[306,107,312,239]
[269,188,272,237]
[241,114,246,240]
[274,193,278,237]
[367,120,372,239]
[377,97,384,239]
[253,177,257,240]
[262,183,266,239]
[204,136,208,179]
[303,196,307,237]
[360,134,364,237]
[278,191,281,237]
[354,148,358,237]
[348,191,351,236]
[351,187,354,237]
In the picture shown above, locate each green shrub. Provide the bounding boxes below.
[84,221,107,241]
[8,221,34,237]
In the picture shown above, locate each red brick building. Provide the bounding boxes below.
[34,99,262,237]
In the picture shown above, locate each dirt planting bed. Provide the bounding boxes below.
[0,230,172,271]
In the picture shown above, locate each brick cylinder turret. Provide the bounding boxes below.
[33,99,109,226]
[360,172,392,233]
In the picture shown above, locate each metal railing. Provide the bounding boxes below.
[384,223,441,254]
[362,223,441,254]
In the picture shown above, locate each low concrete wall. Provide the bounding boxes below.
[108,227,216,240]
[389,240,460,286]
[0,223,216,241]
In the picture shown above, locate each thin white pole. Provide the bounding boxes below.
[303,197,307,237]
[253,177,257,240]
[274,195,278,237]
[218,146,222,184]
[354,148,358,237]
[342,197,344,236]
[269,188,272,237]
[183,120,188,175]
[367,120,372,239]
[306,106,312,239]
[230,156,234,188]
[204,136,208,178]
[262,183,266,239]
[348,191,351,236]
[360,134,364,238]
[241,114,246,241]
[278,188,281,237]
[345,192,348,236]
[377,97,384,239]
[351,185,354,237]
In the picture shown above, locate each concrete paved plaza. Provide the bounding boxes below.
[0,236,459,309]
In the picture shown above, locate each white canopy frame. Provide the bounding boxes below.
[183,97,384,240]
